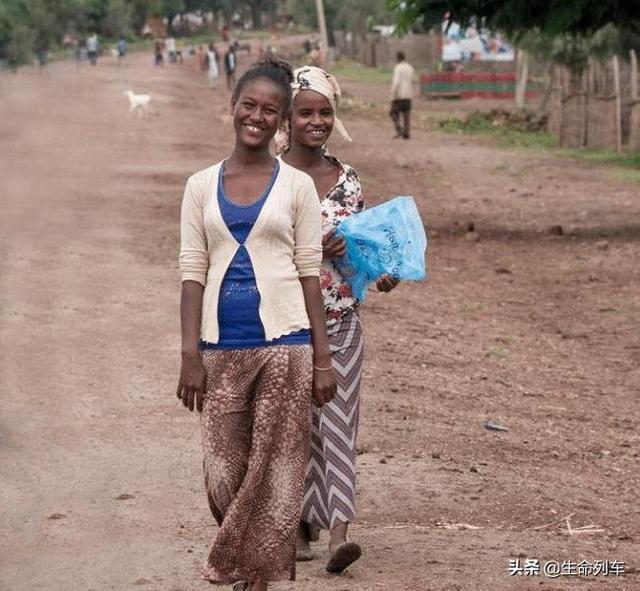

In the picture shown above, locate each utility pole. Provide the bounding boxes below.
[314,0,330,64]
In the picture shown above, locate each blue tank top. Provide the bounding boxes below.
[200,160,311,350]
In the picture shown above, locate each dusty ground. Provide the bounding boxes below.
[1,44,639,591]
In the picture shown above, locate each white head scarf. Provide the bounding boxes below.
[275,65,352,154]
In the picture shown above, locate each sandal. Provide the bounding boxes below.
[296,545,314,561]
[296,521,315,561]
[325,541,362,574]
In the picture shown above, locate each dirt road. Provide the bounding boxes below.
[1,47,638,591]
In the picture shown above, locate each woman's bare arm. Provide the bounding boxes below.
[177,280,207,412]
[299,276,337,406]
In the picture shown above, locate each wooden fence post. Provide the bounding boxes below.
[631,49,638,101]
[612,55,622,153]
[515,50,529,109]
[582,67,588,147]
[630,50,639,152]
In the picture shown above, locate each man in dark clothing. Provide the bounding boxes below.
[154,39,164,66]
[223,46,237,92]
[389,51,415,139]
[117,36,127,65]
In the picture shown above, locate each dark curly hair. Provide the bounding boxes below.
[232,58,294,114]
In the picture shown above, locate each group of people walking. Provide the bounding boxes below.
[199,43,238,91]
[68,33,126,67]
[178,57,399,590]
[154,37,185,66]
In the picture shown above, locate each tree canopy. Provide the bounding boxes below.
[0,0,266,66]
[286,0,392,39]
[390,0,640,38]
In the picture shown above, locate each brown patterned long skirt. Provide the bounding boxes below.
[199,345,312,584]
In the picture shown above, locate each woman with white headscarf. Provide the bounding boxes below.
[279,66,398,574]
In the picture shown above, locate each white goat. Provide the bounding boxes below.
[123,89,153,117]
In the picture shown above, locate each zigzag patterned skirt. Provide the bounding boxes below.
[301,309,364,530]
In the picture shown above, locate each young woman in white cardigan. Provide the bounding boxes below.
[177,59,337,591]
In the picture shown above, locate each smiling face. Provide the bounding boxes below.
[231,77,288,150]
[290,89,335,149]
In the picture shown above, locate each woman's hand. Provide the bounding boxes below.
[177,352,207,412]
[376,274,400,292]
[322,228,346,259]
[312,366,337,407]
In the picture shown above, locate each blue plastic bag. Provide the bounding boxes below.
[333,196,428,301]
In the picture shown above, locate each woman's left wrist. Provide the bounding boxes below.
[313,352,332,366]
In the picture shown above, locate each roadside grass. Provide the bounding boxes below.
[612,168,640,183]
[487,346,510,360]
[440,112,557,149]
[440,113,640,182]
[570,150,640,183]
[567,149,640,169]
[330,59,393,84]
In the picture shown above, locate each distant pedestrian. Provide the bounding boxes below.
[117,36,127,64]
[73,38,82,66]
[308,45,320,67]
[36,42,48,69]
[86,33,99,66]
[223,46,237,92]
[303,38,312,54]
[206,43,219,88]
[197,45,207,71]
[154,39,164,66]
[389,51,415,139]
[166,36,177,63]
[264,42,279,61]
[213,43,220,68]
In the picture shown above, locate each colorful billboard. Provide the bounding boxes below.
[441,15,515,62]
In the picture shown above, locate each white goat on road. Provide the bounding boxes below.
[123,89,154,118]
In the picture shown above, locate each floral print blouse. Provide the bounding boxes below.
[319,155,364,325]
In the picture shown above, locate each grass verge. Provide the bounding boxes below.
[329,59,392,84]
[440,112,640,182]
[440,112,557,149]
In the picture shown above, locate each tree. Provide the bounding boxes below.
[335,0,391,37]
[0,0,74,64]
[0,0,143,64]
[130,0,162,34]
[161,0,185,33]
[242,0,277,30]
[287,0,391,40]
[82,0,110,31]
[102,0,134,37]
[389,0,640,38]
[0,0,32,65]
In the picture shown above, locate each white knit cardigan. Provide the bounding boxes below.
[179,159,322,344]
